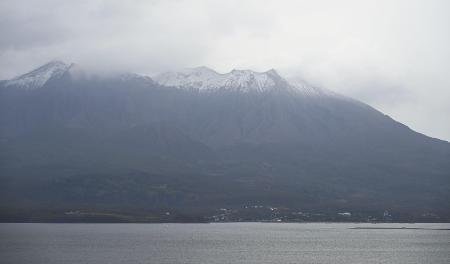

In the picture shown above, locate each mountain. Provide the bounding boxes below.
[3,60,70,90]
[0,61,449,222]
[153,66,338,97]
[154,66,291,93]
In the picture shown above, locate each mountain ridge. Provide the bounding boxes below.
[2,61,339,98]
[1,60,449,222]
[4,60,71,90]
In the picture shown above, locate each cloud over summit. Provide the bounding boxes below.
[1,0,449,140]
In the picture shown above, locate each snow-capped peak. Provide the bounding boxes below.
[5,60,70,90]
[154,67,290,93]
[152,67,336,97]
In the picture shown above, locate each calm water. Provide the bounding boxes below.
[0,223,449,264]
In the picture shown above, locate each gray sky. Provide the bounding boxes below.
[1,0,449,141]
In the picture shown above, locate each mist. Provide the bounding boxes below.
[1,0,449,140]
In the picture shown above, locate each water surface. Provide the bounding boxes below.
[1,223,449,264]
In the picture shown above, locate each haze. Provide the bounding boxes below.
[1,0,449,141]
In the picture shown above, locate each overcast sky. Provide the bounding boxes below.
[1,0,449,141]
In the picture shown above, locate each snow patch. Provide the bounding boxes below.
[154,67,282,93]
[5,60,69,90]
[154,67,331,96]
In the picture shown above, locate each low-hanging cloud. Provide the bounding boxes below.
[1,0,449,141]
